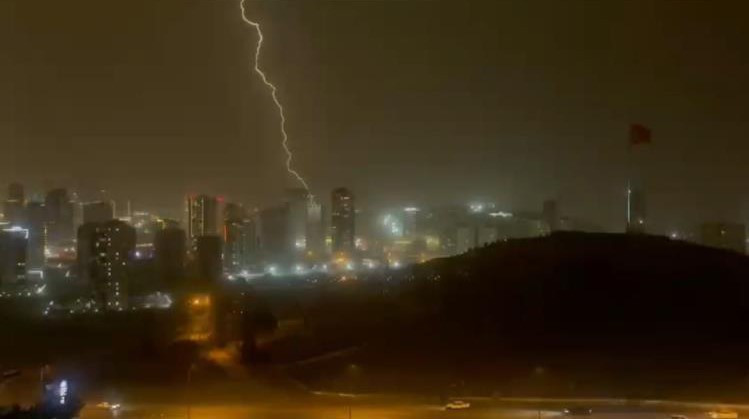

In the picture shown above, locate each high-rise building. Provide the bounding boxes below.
[82,201,114,224]
[187,195,218,245]
[195,235,222,284]
[155,227,186,288]
[45,188,75,247]
[77,220,136,310]
[286,188,310,253]
[700,222,746,254]
[3,182,26,226]
[257,205,290,266]
[0,227,28,285]
[25,202,46,271]
[223,203,253,273]
[306,200,324,257]
[331,188,355,255]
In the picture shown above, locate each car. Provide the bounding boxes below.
[444,400,471,410]
[708,411,738,419]
[95,402,122,411]
[562,406,593,416]
[670,415,688,419]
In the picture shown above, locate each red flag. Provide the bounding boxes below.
[630,124,651,146]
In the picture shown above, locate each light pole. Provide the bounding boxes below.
[347,364,360,419]
[186,363,195,419]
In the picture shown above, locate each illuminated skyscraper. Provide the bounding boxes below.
[306,200,324,257]
[331,188,355,255]
[284,188,324,261]
[223,203,248,273]
[77,220,135,310]
[187,195,219,244]
[3,182,26,226]
[45,188,75,247]
[286,188,310,253]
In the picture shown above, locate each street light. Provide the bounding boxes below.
[346,364,360,419]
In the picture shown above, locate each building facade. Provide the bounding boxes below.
[0,227,28,285]
[187,195,218,245]
[45,188,75,247]
[331,188,355,255]
[3,182,26,226]
[77,220,136,310]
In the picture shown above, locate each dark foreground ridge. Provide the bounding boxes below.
[297,232,749,400]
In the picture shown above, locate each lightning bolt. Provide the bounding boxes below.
[239,0,312,196]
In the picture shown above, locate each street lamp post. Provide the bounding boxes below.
[347,364,359,419]
[186,363,195,419]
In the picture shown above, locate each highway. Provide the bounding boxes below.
[79,398,736,418]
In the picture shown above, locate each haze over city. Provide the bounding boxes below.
[3,0,749,232]
[4,1,749,418]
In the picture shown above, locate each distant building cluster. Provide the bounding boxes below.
[0,179,747,313]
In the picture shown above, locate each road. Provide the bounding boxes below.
[80,398,730,418]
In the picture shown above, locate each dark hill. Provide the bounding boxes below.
[375,232,749,397]
[289,232,749,399]
[413,231,749,341]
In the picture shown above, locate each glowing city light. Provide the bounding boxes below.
[58,380,68,405]
[469,203,485,213]
[239,0,312,195]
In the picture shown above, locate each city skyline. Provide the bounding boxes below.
[3,2,749,413]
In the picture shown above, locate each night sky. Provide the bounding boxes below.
[2,0,749,232]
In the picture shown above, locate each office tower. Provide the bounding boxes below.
[82,201,114,224]
[25,202,46,271]
[223,203,248,273]
[3,182,26,226]
[700,222,746,254]
[78,220,136,310]
[306,200,324,257]
[154,227,186,288]
[331,188,355,255]
[257,205,289,266]
[45,188,75,246]
[187,195,218,244]
[239,216,258,270]
[0,227,28,285]
[286,188,310,252]
[195,235,222,284]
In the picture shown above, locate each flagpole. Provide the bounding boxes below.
[627,131,632,232]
